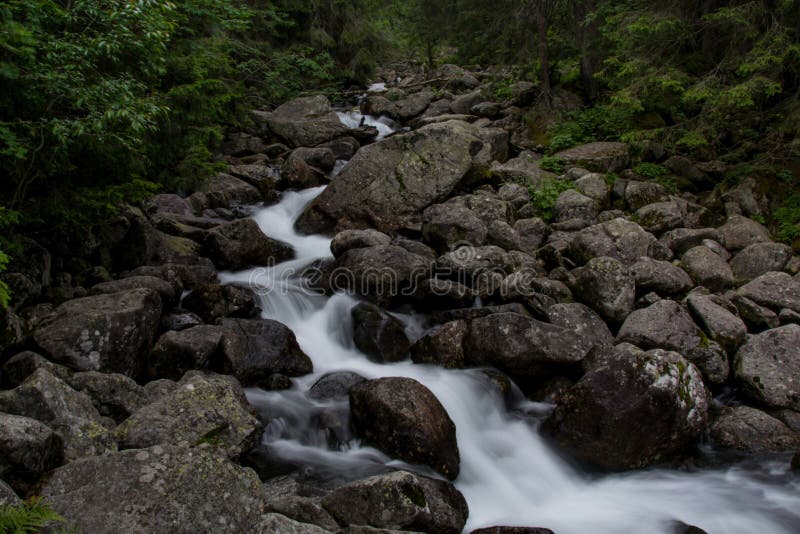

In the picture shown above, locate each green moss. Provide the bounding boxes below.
[528,178,574,222]
[539,156,566,174]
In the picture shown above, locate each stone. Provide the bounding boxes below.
[33,288,161,377]
[545,303,614,354]
[331,230,392,257]
[0,413,63,492]
[308,372,366,401]
[733,294,781,331]
[490,152,556,187]
[351,303,411,364]
[568,218,656,266]
[89,275,178,307]
[182,283,257,324]
[625,181,668,211]
[114,371,262,457]
[735,324,800,410]
[266,95,349,147]
[543,344,710,470]
[148,325,224,380]
[1,351,72,388]
[631,257,693,296]
[729,242,793,284]
[553,189,598,225]
[635,201,685,235]
[204,218,294,271]
[422,202,487,253]
[68,371,149,423]
[350,377,460,479]
[514,218,550,255]
[257,513,331,533]
[617,300,729,384]
[711,406,800,453]
[737,272,800,313]
[409,320,467,369]
[553,142,631,173]
[659,228,724,256]
[321,471,468,534]
[717,215,773,251]
[202,173,263,209]
[570,256,635,324]
[680,246,734,292]
[686,293,747,355]
[0,480,21,506]
[40,445,266,533]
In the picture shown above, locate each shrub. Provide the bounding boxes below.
[0,498,65,533]
[529,178,573,222]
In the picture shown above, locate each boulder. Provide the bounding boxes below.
[0,413,63,492]
[1,351,72,388]
[40,445,266,533]
[553,142,630,173]
[410,320,468,369]
[115,371,262,458]
[717,215,772,251]
[543,344,710,470]
[257,513,331,533]
[733,294,781,331]
[204,218,294,271]
[680,246,734,292]
[321,471,468,534]
[422,202,487,253]
[735,324,800,410]
[624,181,668,211]
[351,303,410,364]
[0,369,114,461]
[490,152,556,186]
[545,303,614,357]
[219,318,313,387]
[514,218,550,255]
[266,95,349,147]
[201,173,263,209]
[631,257,693,296]
[617,300,729,384]
[737,272,800,313]
[472,529,554,534]
[568,218,656,266]
[308,372,366,401]
[711,406,800,453]
[148,325,224,380]
[182,283,257,324]
[686,293,747,355]
[349,377,460,479]
[553,189,598,226]
[464,313,592,378]
[635,201,685,235]
[730,242,793,284]
[90,275,177,307]
[68,371,149,423]
[394,90,435,121]
[570,256,635,324]
[0,480,21,506]
[296,121,483,233]
[32,288,161,377]
[659,228,724,256]
[331,230,392,258]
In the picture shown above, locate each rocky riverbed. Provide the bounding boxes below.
[1,64,800,533]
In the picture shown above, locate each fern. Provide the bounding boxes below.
[0,498,65,534]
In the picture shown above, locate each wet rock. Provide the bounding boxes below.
[148,325,224,380]
[350,377,460,479]
[711,406,800,453]
[161,310,203,331]
[201,173,263,209]
[2,351,72,388]
[308,372,366,401]
[282,152,329,189]
[351,303,410,364]
[543,344,710,470]
[182,283,257,324]
[410,320,468,369]
[220,318,313,386]
[717,215,772,251]
[737,272,800,313]
[297,121,483,233]
[267,95,348,147]
[0,369,114,461]
[729,243,793,284]
[204,218,294,271]
[465,313,592,378]
[735,324,800,410]
[68,371,149,423]
[321,470,468,534]
[41,445,266,533]
[331,230,392,257]
[568,218,656,266]
[32,288,161,377]
[617,300,729,384]
[686,293,747,355]
[115,371,262,457]
[631,257,693,296]
[0,413,63,492]
[680,246,734,292]
[422,202,487,253]
[570,256,635,324]
[553,142,630,173]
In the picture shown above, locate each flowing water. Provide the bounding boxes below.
[218,118,800,533]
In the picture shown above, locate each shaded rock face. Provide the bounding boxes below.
[40,445,267,533]
[737,272,800,313]
[68,371,149,423]
[257,513,331,533]
[219,318,313,387]
[735,324,800,411]
[349,377,460,480]
[296,121,483,234]
[204,218,294,271]
[631,257,693,296]
[680,246,734,292]
[465,312,592,379]
[32,288,162,377]
[182,283,257,324]
[266,95,349,147]
[351,302,411,363]
[729,242,792,283]
[543,344,710,470]
[148,325,224,380]
[570,256,635,324]
[711,406,800,453]
[685,293,747,355]
[410,320,468,369]
[617,300,729,384]
[0,480,21,506]
[0,413,63,492]
[308,371,366,401]
[320,470,469,534]
[554,142,630,173]
[568,218,656,266]
[114,371,262,458]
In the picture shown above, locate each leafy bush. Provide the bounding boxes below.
[633,163,668,180]
[776,193,800,244]
[539,156,566,174]
[0,498,65,533]
[0,207,20,309]
[529,178,573,222]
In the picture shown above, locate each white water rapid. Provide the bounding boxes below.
[218,186,800,534]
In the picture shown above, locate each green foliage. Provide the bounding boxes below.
[0,207,20,309]
[528,178,573,222]
[633,163,668,181]
[776,193,800,244]
[0,498,65,533]
[539,156,566,174]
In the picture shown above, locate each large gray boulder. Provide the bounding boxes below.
[114,371,262,458]
[730,242,793,284]
[631,257,693,296]
[33,288,162,377]
[410,320,468,369]
[266,95,348,147]
[543,344,710,470]
[351,303,411,364]
[181,283,257,324]
[711,406,800,453]
[617,300,729,384]
[296,121,483,233]
[68,371,149,423]
[321,471,468,534]
[0,413,63,491]
[465,313,592,379]
[219,318,313,387]
[148,325,224,380]
[204,218,294,271]
[553,142,630,173]
[257,513,331,533]
[490,152,556,186]
[686,293,747,355]
[570,256,635,324]
[422,202,487,252]
[717,215,773,251]
[40,445,267,533]
[349,377,460,480]
[735,324,800,410]
[0,480,21,506]
[737,272,800,313]
[545,303,615,356]
[680,246,734,292]
[568,218,656,266]
[331,229,392,257]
